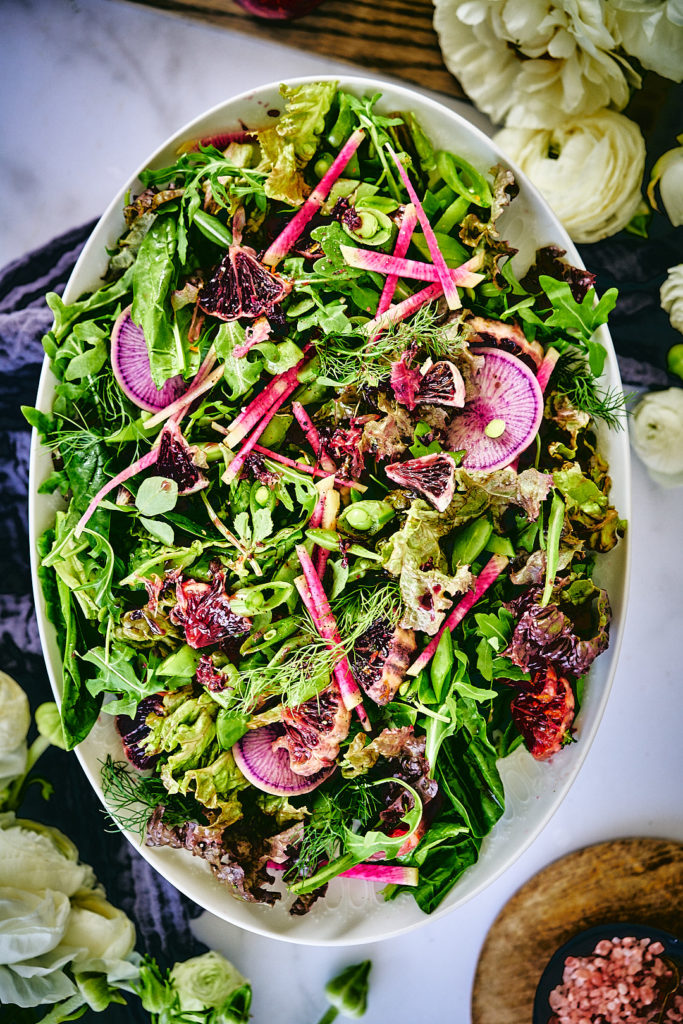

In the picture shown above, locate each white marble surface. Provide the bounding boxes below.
[3,1,682,1022]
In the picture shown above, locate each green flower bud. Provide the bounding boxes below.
[324,960,372,1019]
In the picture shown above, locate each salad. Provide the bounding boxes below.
[28,81,626,916]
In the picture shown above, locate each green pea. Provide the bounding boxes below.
[357,211,378,238]
[314,153,334,179]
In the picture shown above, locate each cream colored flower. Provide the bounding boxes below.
[607,0,683,82]
[648,135,683,227]
[494,110,645,242]
[631,387,683,486]
[661,265,683,335]
[433,0,639,127]
[170,950,247,1012]
[0,673,30,792]
[59,890,136,969]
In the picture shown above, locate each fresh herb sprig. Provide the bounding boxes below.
[554,351,628,430]
[100,755,206,838]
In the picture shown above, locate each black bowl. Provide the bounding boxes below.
[533,921,683,1024]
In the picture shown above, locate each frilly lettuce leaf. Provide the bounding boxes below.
[553,462,626,552]
[163,751,248,829]
[504,579,611,678]
[258,81,337,207]
[340,726,415,779]
[380,500,472,635]
[449,467,553,525]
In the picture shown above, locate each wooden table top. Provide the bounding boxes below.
[129,0,466,97]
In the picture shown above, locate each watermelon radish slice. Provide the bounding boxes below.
[233,724,335,796]
[111,307,187,412]
[447,347,544,472]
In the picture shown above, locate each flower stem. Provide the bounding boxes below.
[315,1008,339,1024]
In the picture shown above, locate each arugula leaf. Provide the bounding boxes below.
[539,275,617,376]
[62,322,108,382]
[45,267,133,346]
[83,644,180,717]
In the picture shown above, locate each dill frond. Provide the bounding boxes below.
[100,756,205,839]
[554,352,628,430]
[317,302,468,389]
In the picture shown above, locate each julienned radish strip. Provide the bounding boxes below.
[223,383,299,483]
[376,203,418,315]
[74,449,159,538]
[292,401,337,472]
[262,128,365,267]
[407,554,509,676]
[338,863,419,886]
[536,346,560,393]
[388,147,461,311]
[224,353,310,449]
[309,476,334,577]
[142,364,224,431]
[265,860,418,886]
[342,246,485,288]
[315,485,340,580]
[293,551,363,712]
[251,444,366,492]
[509,347,560,472]
[365,282,443,336]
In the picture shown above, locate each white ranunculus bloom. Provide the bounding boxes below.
[0,887,71,965]
[433,0,639,126]
[58,890,136,969]
[170,950,247,1012]
[607,0,683,82]
[661,265,683,335]
[494,110,645,242]
[0,673,30,791]
[0,821,94,898]
[648,136,683,227]
[631,388,683,485]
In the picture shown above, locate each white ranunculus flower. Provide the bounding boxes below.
[631,388,683,485]
[494,110,645,242]
[0,672,30,791]
[607,0,683,82]
[661,265,683,334]
[0,887,71,965]
[0,821,94,898]
[58,890,136,969]
[170,950,247,1012]
[648,136,683,227]
[433,0,639,127]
